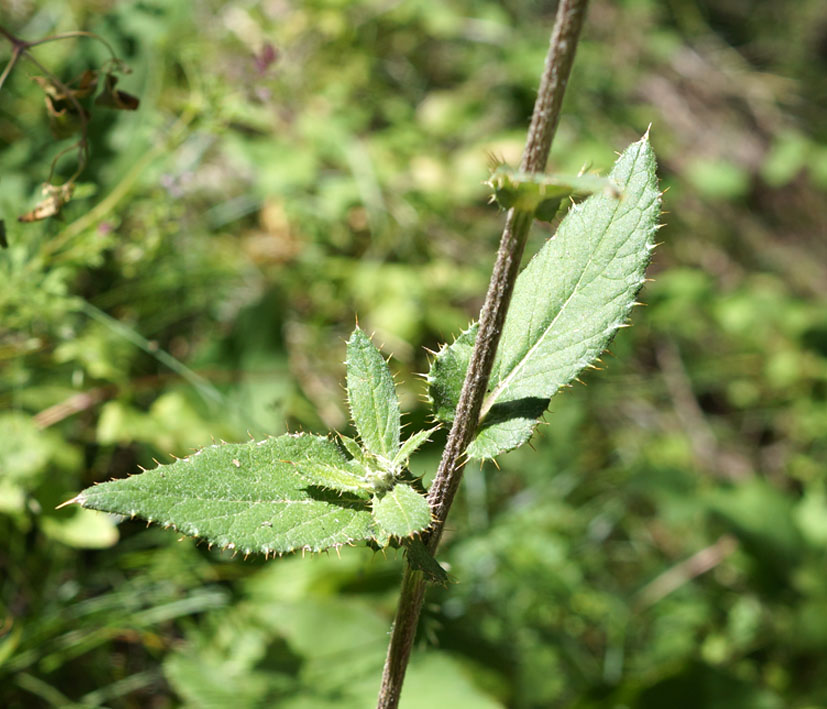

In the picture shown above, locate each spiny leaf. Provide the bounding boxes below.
[338,433,371,468]
[292,458,373,498]
[468,403,548,460]
[392,425,440,469]
[405,538,449,586]
[429,134,661,459]
[428,323,478,423]
[487,134,659,402]
[73,434,379,555]
[346,327,400,461]
[371,484,432,539]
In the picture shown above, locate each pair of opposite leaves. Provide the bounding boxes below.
[72,134,661,556]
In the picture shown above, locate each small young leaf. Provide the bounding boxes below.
[73,434,377,555]
[392,425,440,469]
[428,323,478,423]
[338,433,371,468]
[346,327,400,461]
[292,459,373,498]
[405,538,449,586]
[487,164,618,215]
[372,484,432,538]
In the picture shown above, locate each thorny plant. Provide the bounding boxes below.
[60,0,663,706]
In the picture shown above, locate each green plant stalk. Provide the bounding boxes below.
[376,1,591,706]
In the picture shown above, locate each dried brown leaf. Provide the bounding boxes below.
[95,73,139,111]
[18,183,74,223]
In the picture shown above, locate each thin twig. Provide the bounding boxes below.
[0,26,24,92]
[25,30,120,62]
[0,48,21,92]
[33,388,110,429]
[655,338,751,480]
[636,534,738,609]
[376,2,591,707]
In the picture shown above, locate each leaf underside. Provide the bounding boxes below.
[406,538,449,586]
[429,134,661,459]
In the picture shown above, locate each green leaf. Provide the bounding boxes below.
[405,538,449,586]
[346,327,400,461]
[430,134,660,459]
[428,323,478,423]
[292,457,373,498]
[73,434,378,555]
[371,484,432,538]
[467,404,548,460]
[392,425,440,469]
[338,433,371,468]
[488,135,659,402]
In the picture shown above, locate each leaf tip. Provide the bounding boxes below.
[56,495,82,510]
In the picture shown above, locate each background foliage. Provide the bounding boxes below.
[2,0,826,706]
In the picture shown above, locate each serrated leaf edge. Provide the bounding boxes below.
[70,433,384,558]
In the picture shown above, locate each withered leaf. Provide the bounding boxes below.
[73,69,99,99]
[32,74,93,139]
[43,95,89,139]
[32,70,98,100]
[18,183,75,223]
[95,73,139,111]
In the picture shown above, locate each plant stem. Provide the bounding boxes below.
[0,26,24,93]
[376,1,590,706]
[25,31,120,62]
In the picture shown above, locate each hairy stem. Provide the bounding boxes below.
[376,2,590,707]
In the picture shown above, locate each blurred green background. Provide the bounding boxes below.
[2,0,826,707]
